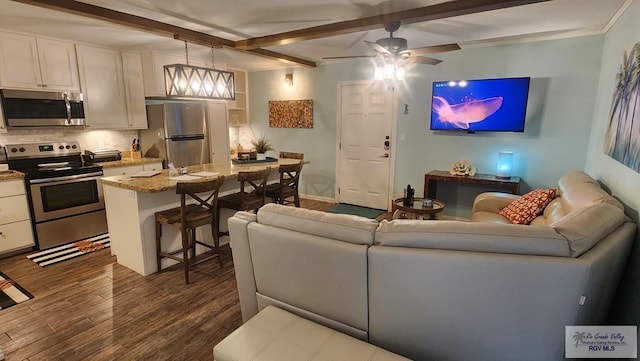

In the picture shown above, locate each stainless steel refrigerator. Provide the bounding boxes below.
[140,103,210,167]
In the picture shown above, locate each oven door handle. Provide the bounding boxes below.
[29,172,104,184]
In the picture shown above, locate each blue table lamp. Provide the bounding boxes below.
[496,151,513,178]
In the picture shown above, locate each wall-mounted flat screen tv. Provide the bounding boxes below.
[430,77,531,132]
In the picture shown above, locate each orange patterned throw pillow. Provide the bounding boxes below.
[499,188,556,225]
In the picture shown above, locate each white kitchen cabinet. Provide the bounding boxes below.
[143,162,163,171]
[102,162,163,177]
[102,165,144,177]
[77,44,129,130]
[227,68,248,126]
[77,45,147,130]
[141,50,212,97]
[0,179,35,254]
[208,102,231,163]
[0,32,79,91]
[122,51,148,129]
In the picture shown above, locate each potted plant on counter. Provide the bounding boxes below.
[252,134,274,160]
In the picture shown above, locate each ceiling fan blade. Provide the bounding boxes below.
[408,43,461,55]
[411,56,442,65]
[322,55,376,59]
[365,40,391,55]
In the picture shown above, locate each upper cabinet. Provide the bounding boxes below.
[76,45,147,130]
[0,32,80,91]
[122,51,148,129]
[77,44,128,129]
[228,69,248,126]
[141,51,211,97]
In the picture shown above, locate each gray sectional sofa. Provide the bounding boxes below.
[227,171,636,361]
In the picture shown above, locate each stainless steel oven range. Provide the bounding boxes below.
[5,141,107,250]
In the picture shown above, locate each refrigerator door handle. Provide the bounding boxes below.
[168,134,206,141]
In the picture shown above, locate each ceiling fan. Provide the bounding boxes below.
[323,21,460,65]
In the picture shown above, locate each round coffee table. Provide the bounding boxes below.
[392,197,445,220]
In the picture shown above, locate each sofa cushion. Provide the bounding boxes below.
[557,171,623,213]
[470,211,512,224]
[499,188,556,224]
[257,203,378,245]
[551,202,627,257]
[213,306,410,361]
[375,220,570,257]
[248,223,370,334]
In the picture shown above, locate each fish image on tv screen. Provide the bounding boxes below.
[430,77,530,132]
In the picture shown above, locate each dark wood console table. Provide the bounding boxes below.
[423,170,521,199]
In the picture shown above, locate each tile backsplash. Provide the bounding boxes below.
[0,128,139,153]
[229,125,256,152]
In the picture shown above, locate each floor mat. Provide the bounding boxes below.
[27,234,110,267]
[0,271,33,310]
[324,203,386,219]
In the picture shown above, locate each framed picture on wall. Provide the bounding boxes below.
[268,100,313,128]
[604,41,640,173]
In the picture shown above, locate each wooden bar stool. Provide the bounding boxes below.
[279,151,304,160]
[265,162,304,207]
[155,177,225,285]
[217,168,272,238]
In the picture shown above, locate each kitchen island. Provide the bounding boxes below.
[100,158,306,276]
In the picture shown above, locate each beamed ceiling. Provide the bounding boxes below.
[0,0,632,71]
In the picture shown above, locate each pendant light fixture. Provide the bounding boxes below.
[164,41,235,100]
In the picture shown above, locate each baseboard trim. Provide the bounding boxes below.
[300,193,335,203]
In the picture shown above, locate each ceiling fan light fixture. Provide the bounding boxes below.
[374,61,406,81]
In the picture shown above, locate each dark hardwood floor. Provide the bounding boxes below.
[0,198,353,361]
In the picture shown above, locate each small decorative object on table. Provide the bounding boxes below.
[403,184,414,206]
[449,160,477,176]
[251,134,274,161]
[422,198,433,208]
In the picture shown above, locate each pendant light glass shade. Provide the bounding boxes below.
[164,63,235,100]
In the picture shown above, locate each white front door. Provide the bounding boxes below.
[337,82,394,210]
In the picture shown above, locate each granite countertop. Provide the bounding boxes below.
[0,170,25,181]
[100,158,308,193]
[97,157,164,168]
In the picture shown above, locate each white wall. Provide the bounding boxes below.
[585,0,640,331]
[249,35,605,217]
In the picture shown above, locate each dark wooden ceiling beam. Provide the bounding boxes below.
[235,0,551,50]
[245,48,317,67]
[11,0,317,67]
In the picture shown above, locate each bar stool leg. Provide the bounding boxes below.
[181,229,190,284]
[155,220,163,273]
[190,228,197,260]
[211,220,223,267]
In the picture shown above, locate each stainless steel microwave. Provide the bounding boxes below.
[0,89,85,127]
